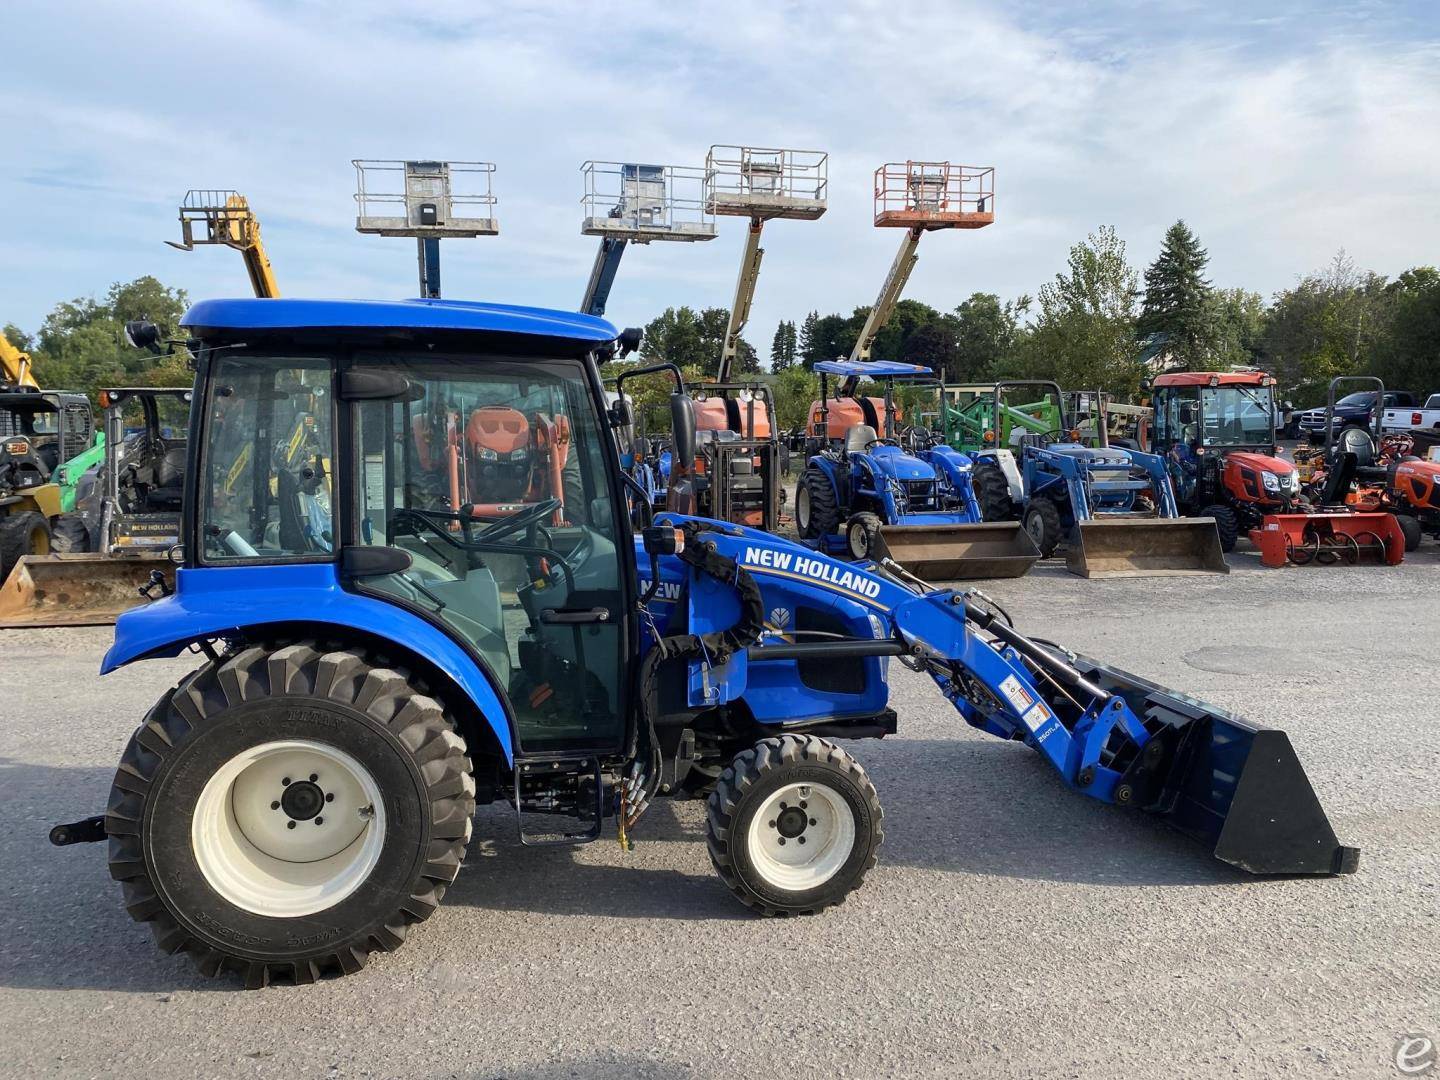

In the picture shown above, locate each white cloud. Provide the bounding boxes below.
[1,0,1436,359]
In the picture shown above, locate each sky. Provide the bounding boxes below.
[2,0,1438,361]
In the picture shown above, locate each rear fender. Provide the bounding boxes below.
[102,562,516,762]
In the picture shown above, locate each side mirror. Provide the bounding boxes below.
[608,396,634,430]
[618,327,643,357]
[670,392,696,466]
[123,320,163,355]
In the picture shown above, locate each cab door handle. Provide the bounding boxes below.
[539,607,611,624]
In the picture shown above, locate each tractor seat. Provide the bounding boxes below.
[1333,426,1376,468]
[846,424,878,455]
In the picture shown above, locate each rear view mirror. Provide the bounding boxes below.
[670,392,696,466]
[608,396,634,430]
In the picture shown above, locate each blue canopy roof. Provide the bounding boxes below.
[813,359,935,380]
[181,297,619,343]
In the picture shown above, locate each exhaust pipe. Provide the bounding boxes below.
[0,554,163,628]
[1067,517,1229,578]
[874,522,1041,580]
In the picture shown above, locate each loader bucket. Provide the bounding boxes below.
[1074,658,1359,876]
[0,554,161,628]
[1067,517,1229,578]
[874,522,1041,580]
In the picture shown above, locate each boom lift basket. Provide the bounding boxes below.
[352,161,499,237]
[873,521,1040,580]
[1068,517,1230,577]
[581,162,716,242]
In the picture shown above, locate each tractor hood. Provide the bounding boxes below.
[866,446,936,481]
[1047,443,1132,467]
[1224,451,1295,476]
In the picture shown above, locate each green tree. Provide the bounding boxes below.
[640,306,757,379]
[1262,251,1390,402]
[798,311,821,367]
[1369,266,1440,393]
[1138,220,1216,369]
[1004,226,1143,397]
[771,365,819,430]
[950,293,1028,382]
[769,320,797,371]
[1207,288,1268,370]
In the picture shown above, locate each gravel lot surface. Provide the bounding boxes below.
[2,545,1437,1079]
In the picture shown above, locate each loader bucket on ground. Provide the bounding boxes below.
[1073,657,1359,876]
[874,522,1041,580]
[1067,517,1229,578]
[0,554,162,628]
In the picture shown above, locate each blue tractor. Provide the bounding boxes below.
[795,360,1039,579]
[968,381,1227,577]
[50,298,1353,986]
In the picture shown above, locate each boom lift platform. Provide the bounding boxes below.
[167,190,281,298]
[50,298,1355,988]
[354,160,498,299]
[580,161,716,318]
[851,162,993,363]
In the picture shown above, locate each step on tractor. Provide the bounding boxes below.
[1294,377,1438,552]
[1149,371,1405,567]
[795,360,1038,579]
[1,387,196,628]
[50,298,1357,988]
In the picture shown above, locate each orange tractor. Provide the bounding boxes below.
[1149,371,1406,567]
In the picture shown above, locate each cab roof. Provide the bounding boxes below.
[181,297,619,344]
[1152,371,1273,388]
[813,359,934,379]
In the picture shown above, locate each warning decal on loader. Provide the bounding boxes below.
[998,674,1035,714]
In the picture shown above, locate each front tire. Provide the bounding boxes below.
[845,512,883,561]
[797,466,840,540]
[706,735,882,916]
[105,645,475,987]
[1202,504,1239,552]
[1023,497,1062,558]
[1396,513,1423,552]
[0,510,50,581]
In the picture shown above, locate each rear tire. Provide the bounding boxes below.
[50,514,91,553]
[797,466,839,540]
[706,735,882,917]
[973,462,1014,522]
[1023,498,1062,558]
[845,512,883,561]
[1396,513,1423,552]
[0,510,50,581]
[1202,504,1239,552]
[105,644,475,987]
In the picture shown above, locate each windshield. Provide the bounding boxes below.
[1200,386,1274,446]
[1336,392,1376,407]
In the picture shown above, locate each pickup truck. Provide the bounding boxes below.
[1382,392,1440,434]
[1297,390,1418,441]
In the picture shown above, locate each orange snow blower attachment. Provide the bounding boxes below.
[1249,511,1405,567]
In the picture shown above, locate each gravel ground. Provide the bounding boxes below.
[2,545,1437,1079]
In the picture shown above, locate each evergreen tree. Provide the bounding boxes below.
[1139,220,1216,369]
[769,320,797,371]
[798,310,821,368]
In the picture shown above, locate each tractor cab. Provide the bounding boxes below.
[0,391,94,495]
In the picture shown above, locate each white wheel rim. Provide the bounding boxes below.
[746,781,856,892]
[191,740,387,918]
[848,523,868,558]
[796,485,810,531]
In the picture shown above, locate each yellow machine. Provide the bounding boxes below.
[1,329,40,391]
[167,190,280,298]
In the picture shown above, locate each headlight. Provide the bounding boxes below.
[1281,472,1298,490]
[1262,472,1280,491]
[476,447,499,461]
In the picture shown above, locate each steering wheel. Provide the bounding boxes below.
[470,497,563,543]
[863,436,903,452]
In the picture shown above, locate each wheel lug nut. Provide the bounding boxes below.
[271,800,280,810]
[325,793,334,803]
[779,802,787,809]
[314,817,324,826]
[809,818,817,826]
[286,821,296,830]
[798,837,806,845]
[777,837,786,846]
[309,773,318,783]
[281,777,291,786]
[800,801,807,810]
[768,820,776,828]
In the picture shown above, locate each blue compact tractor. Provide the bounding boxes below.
[49,298,1353,987]
[794,361,1038,579]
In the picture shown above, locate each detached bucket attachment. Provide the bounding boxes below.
[874,522,1040,580]
[1074,658,1358,875]
[1249,512,1405,568]
[1068,517,1229,578]
[0,554,161,628]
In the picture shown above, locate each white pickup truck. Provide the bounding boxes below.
[1382,392,1440,434]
